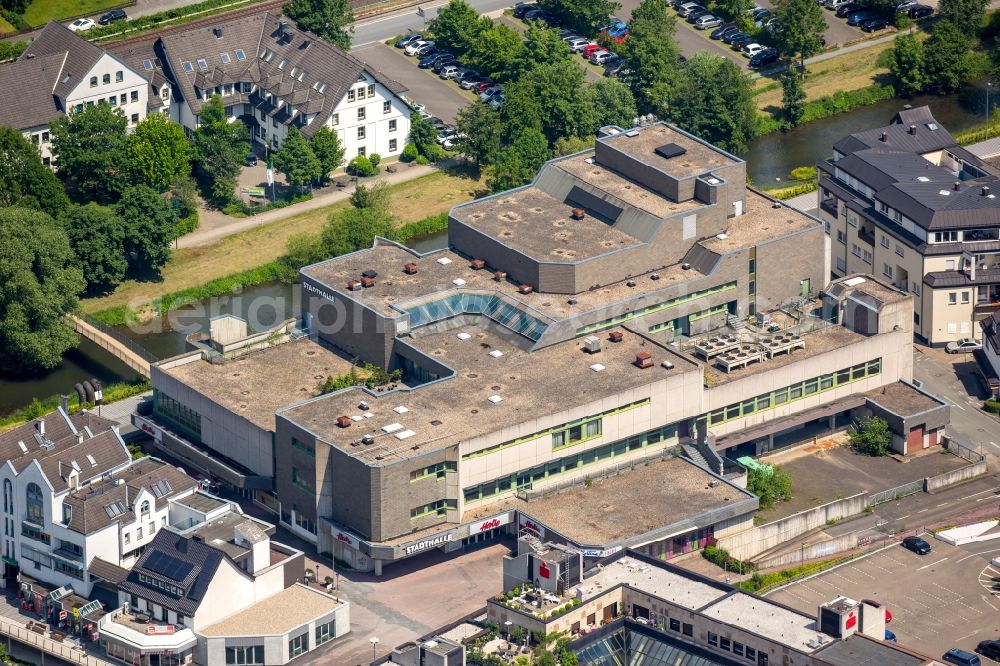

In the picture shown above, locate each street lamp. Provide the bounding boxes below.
[504,620,513,642]
[370,636,380,661]
[93,380,103,417]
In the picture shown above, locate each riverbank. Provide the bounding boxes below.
[0,378,150,427]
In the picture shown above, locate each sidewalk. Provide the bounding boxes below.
[179,160,447,249]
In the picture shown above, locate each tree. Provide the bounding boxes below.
[191,94,249,205]
[773,0,826,73]
[922,20,970,94]
[50,103,129,203]
[273,127,322,192]
[349,182,391,213]
[455,103,502,167]
[588,78,637,129]
[0,127,69,218]
[780,68,806,126]
[520,22,572,75]
[466,24,526,81]
[0,208,83,374]
[537,0,621,36]
[427,0,488,56]
[408,113,439,157]
[310,126,346,182]
[747,465,793,510]
[320,206,395,257]
[501,60,594,145]
[116,185,178,276]
[285,0,354,50]
[670,54,756,152]
[937,0,989,35]
[889,33,926,96]
[61,204,127,291]
[849,416,892,457]
[714,0,754,25]
[621,0,684,114]
[126,112,191,192]
[489,128,551,192]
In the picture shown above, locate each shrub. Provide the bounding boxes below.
[747,465,792,510]
[789,166,817,181]
[392,212,449,243]
[984,398,1000,415]
[400,143,419,162]
[702,546,756,573]
[849,416,892,456]
[348,155,376,177]
[368,152,381,168]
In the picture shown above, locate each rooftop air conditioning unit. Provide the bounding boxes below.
[635,352,653,369]
[471,259,486,270]
[518,284,534,294]
[361,434,375,445]
[361,276,376,288]
[571,208,585,220]
[404,262,418,274]
[494,270,507,281]
[358,401,370,411]
[337,416,352,428]
[609,331,624,343]
[584,336,601,354]
[347,280,362,291]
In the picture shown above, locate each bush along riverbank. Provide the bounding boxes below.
[756,83,898,135]
[0,379,151,429]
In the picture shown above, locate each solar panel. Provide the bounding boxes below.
[144,551,193,582]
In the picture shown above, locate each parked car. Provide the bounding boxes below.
[395,33,422,48]
[415,42,437,56]
[245,153,258,167]
[749,47,780,68]
[443,134,466,150]
[561,32,582,42]
[558,28,576,39]
[404,40,433,55]
[603,57,624,76]
[752,10,772,25]
[459,73,484,89]
[742,43,765,57]
[68,17,96,31]
[895,0,918,9]
[694,14,723,28]
[861,17,890,31]
[711,23,738,39]
[943,648,981,666]
[436,126,457,144]
[730,34,754,50]
[568,38,593,52]
[884,630,897,643]
[433,57,458,73]
[409,101,426,113]
[677,3,705,17]
[908,4,933,17]
[687,8,713,22]
[861,600,892,623]
[723,30,747,44]
[946,338,982,353]
[902,536,931,555]
[98,8,127,25]
[582,43,605,57]
[489,94,504,109]
[419,53,451,68]
[480,86,501,102]
[513,2,537,18]
[524,8,554,22]
[826,0,852,8]
[846,10,877,25]
[836,2,862,15]
[976,641,1000,660]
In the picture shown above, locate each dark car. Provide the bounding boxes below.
[711,23,738,39]
[686,8,712,22]
[415,43,437,56]
[977,641,1000,660]
[419,53,449,68]
[245,153,258,167]
[433,56,460,73]
[98,8,127,24]
[722,30,746,44]
[902,536,931,555]
[847,10,877,24]
[908,4,933,17]
[943,648,981,666]
[513,2,536,18]
[749,47,780,69]
[836,2,862,15]
[395,33,422,48]
[730,33,754,50]
[861,16,889,30]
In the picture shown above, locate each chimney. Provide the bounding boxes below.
[909,124,917,135]
[278,18,288,34]
[37,420,45,437]
[517,284,533,294]
[360,276,376,288]
[337,415,352,428]
[494,270,507,281]
[76,432,84,445]
[880,131,887,142]
[571,208,585,220]
[470,259,486,270]
[634,352,653,369]
[346,279,362,291]
[403,262,418,274]
[212,27,223,38]
[608,331,624,343]
[954,181,961,191]
[983,186,991,197]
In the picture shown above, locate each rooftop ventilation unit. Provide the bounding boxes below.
[470,259,486,270]
[362,269,378,279]
[487,395,503,404]
[382,423,403,433]
[358,401,370,411]
[625,129,639,137]
[626,280,636,287]
[584,336,602,354]
[347,280,362,291]
[661,360,674,369]
[361,276,376,288]
[681,263,691,270]
[212,27,223,38]
[336,416,352,428]
[655,143,687,159]
[908,124,917,135]
[453,278,466,286]
[954,181,961,191]
[404,262,418,274]
[590,363,605,372]
[983,186,991,197]
[393,406,409,414]
[361,434,374,445]
[879,131,887,142]
[571,208,585,220]
[457,332,472,340]
[394,430,416,440]
[489,350,504,358]
[436,257,452,265]
[635,352,653,369]
[494,270,507,281]
[609,331,623,343]
[518,284,534,294]
[716,233,727,240]
[650,273,660,280]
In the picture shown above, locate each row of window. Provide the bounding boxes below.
[331,104,394,126]
[410,461,457,482]
[707,632,763,664]
[850,243,873,264]
[154,390,202,439]
[226,646,263,665]
[707,358,882,426]
[347,85,375,102]
[947,291,971,305]
[576,282,738,335]
[30,131,50,145]
[647,300,736,334]
[292,438,315,457]
[21,522,50,545]
[463,423,679,504]
[411,498,457,519]
[462,398,650,460]
[124,518,163,546]
[138,572,183,597]
[90,71,125,87]
[291,467,315,494]
[289,632,309,659]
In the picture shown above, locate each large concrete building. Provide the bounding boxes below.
[819,106,1000,346]
[143,122,944,576]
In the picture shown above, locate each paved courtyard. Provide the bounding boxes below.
[757,440,969,521]
[768,539,1000,661]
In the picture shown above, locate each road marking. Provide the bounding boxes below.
[959,552,984,563]
[984,595,999,611]
[918,557,948,570]
[917,508,930,513]
[897,513,910,519]
[958,489,997,501]
[951,402,966,410]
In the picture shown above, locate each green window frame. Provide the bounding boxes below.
[291,438,315,457]
[291,467,315,494]
[577,282,738,335]
[551,417,602,451]
[410,499,457,519]
[410,461,457,482]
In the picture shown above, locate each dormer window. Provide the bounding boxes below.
[278,59,287,70]
[140,500,150,517]
[62,503,72,525]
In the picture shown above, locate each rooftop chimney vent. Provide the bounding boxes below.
[983,186,991,197]
[584,336,601,354]
[470,259,486,270]
[212,27,223,38]
[880,131,887,142]
[494,270,507,281]
[518,283,533,294]
[404,262,418,274]
[954,181,961,191]
[347,280,362,291]
[360,276,376,288]
[337,416,352,428]
[651,273,660,281]
[634,352,654,369]
[571,208,585,220]
[361,434,374,445]
[608,331,624,343]
[909,124,917,135]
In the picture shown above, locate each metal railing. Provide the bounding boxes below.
[0,616,113,665]
[78,313,158,364]
[946,440,986,464]
[868,478,924,506]
[515,446,682,501]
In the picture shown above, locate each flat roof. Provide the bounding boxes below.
[699,190,821,252]
[601,124,740,178]
[188,511,274,560]
[701,592,821,652]
[173,492,227,513]
[463,457,753,545]
[580,555,729,610]
[198,584,343,637]
[866,381,945,417]
[815,633,929,666]
[158,339,357,431]
[280,324,698,464]
[451,186,641,262]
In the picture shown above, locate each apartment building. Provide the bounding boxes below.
[144,122,944,576]
[0,21,149,165]
[819,106,1000,345]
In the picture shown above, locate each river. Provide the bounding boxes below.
[0,89,989,416]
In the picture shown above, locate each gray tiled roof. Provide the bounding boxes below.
[0,53,66,130]
[20,21,105,101]
[981,310,1000,355]
[159,11,406,137]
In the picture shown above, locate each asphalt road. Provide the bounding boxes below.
[352,0,510,46]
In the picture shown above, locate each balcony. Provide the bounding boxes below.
[857,227,876,246]
[820,198,838,218]
[98,608,196,654]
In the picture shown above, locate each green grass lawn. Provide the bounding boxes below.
[22,0,130,28]
[0,16,16,34]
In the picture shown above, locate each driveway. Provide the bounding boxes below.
[768,539,1000,660]
[353,42,471,123]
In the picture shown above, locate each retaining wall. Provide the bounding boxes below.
[925,459,987,493]
[753,533,857,569]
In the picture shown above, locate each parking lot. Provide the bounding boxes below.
[768,539,1000,661]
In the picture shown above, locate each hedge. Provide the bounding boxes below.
[985,398,1000,415]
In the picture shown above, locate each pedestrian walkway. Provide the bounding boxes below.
[783,190,818,213]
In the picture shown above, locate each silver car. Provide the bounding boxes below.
[694,14,723,28]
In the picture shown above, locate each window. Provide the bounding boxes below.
[149,521,155,534]
[103,73,111,85]
[748,280,755,295]
[383,100,391,114]
[131,90,138,102]
[389,119,397,132]
[358,146,365,157]
[358,107,366,121]
[120,93,127,105]
[124,532,131,545]
[26,483,43,522]
[358,126,366,140]
[746,647,757,660]
[682,623,693,637]
[347,89,355,102]
[197,58,209,71]
[31,134,39,144]
[851,244,861,258]
[551,417,601,450]
[154,390,202,438]
[389,138,397,152]
[235,49,246,61]
[367,84,375,97]
[289,632,308,659]
[708,632,718,646]
[882,263,893,278]
[410,499,456,519]
[410,461,457,481]
[895,244,904,257]
[109,96,117,107]
[862,249,872,263]
[182,61,193,73]
[949,292,957,304]
[226,646,264,665]
[292,468,315,494]
[331,113,339,126]
[90,76,98,87]
[161,87,170,100]
[116,70,123,82]
[221,52,231,64]
[292,438,315,457]
[143,59,153,71]
[3,479,11,515]
[140,500,150,517]
[669,618,680,632]
[733,642,744,656]
[720,637,731,650]
[315,620,335,645]
[836,230,845,244]
[577,281,738,335]
[131,113,139,124]
[935,231,958,243]
[962,291,970,304]
[880,235,889,248]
